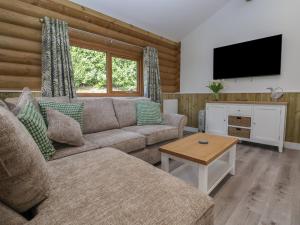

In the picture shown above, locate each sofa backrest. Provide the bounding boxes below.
[0,107,50,213]
[0,201,27,225]
[71,97,120,134]
[112,97,149,128]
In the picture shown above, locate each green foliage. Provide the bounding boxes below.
[71,46,138,92]
[207,80,224,93]
[71,46,106,89]
[112,57,137,91]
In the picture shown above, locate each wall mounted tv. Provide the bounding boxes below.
[213,34,282,79]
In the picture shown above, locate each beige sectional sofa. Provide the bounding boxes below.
[1,96,214,225]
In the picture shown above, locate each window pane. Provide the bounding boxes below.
[71,46,107,93]
[112,57,138,92]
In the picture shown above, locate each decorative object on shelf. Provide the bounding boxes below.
[207,80,224,101]
[198,140,209,144]
[266,87,284,101]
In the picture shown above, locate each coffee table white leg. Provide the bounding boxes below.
[161,153,170,172]
[198,164,208,194]
[229,145,236,175]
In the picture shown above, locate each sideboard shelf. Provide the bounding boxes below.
[205,102,287,152]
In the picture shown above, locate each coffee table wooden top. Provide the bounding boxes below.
[160,133,238,165]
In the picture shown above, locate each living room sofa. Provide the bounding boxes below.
[1,96,214,225]
[5,96,187,164]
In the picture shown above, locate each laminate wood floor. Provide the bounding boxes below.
[163,143,300,225]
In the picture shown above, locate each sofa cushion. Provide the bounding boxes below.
[46,109,84,147]
[112,98,149,128]
[0,99,9,110]
[17,102,55,160]
[11,87,40,115]
[39,101,84,128]
[30,148,213,225]
[122,125,179,145]
[136,101,162,125]
[51,139,98,160]
[0,107,50,213]
[0,202,27,225]
[84,129,146,153]
[71,98,119,134]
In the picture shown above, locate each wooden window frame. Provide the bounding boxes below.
[70,42,143,97]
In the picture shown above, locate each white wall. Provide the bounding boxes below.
[180,0,300,93]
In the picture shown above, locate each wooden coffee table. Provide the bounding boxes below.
[159,133,238,194]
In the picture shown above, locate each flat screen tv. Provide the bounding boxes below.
[213,34,282,79]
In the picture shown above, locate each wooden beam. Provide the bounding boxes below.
[0,75,41,90]
[0,21,41,42]
[0,8,41,30]
[69,28,142,54]
[0,0,177,59]
[0,62,41,77]
[70,38,141,59]
[0,49,41,65]
[0,35,41,53]
[28,0,179,50]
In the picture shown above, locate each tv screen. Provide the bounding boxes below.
[213,34,282,79]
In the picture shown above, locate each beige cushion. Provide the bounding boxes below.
[0,100,9,110]
[71,98,119,134]
[113,98,149,128]
[122,125,179,145]
[38,96,70,103]
[30,148,213,225]
[51,139,98,160]
[46,109,84,147]
[0,107,50,212]
[84,129,146,153]
[0,202,27,225]
[11,87,40,115]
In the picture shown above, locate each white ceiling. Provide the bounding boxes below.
[71,0,230,42]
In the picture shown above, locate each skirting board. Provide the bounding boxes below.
[184,126,300,151]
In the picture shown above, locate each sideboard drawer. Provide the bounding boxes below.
[228,116,251,127]
[228,105,252,116]
[228,127,250,139]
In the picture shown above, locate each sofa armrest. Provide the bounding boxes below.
[163,113,187,138]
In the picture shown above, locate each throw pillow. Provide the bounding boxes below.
[0,107,50,213]
[39,101,84,128]
[0,99,9,110]
[47,109,85,146]
[136,101,162,125]
[12,87,40,115]
[18,102,55,160]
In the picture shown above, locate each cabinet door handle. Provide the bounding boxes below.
[237,116,242,120]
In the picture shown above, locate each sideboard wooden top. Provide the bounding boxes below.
[207,100,288,105]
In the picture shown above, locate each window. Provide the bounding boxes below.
[71,46,142,96]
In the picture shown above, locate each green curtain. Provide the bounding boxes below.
[41,17,76,98]
[143,47,161,103]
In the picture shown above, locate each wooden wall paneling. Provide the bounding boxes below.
[1,0,177,59]
[45,0,177,50]
[0,75,41,90]
[162,93,300,143]
[0,21,41,42]
[0,8,41,29]
[0,0,180,92]
[0,35,41,53]
[0,62,40,77]
[24,0,179,51]
[0,49,41,65]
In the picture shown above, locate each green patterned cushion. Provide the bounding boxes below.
[18,102,55,160]
[39,101,84,128]
[136,101,162,125]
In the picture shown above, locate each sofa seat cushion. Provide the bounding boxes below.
[84,129,146,153]
[51,139,98,160]
[122,125,179,145]
[29,148,213,225]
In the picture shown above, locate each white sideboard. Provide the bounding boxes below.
[205,101,287,152]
